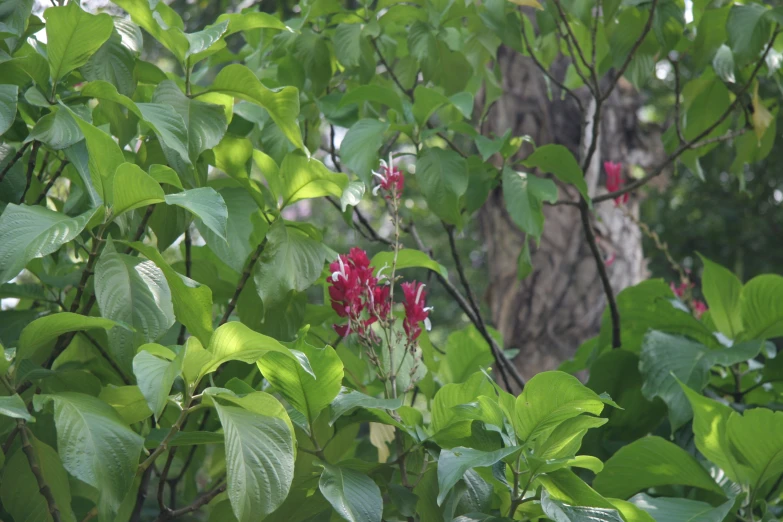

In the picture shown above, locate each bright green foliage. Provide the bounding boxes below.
[1,0,782,521]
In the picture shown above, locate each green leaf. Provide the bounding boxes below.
[28,108,83,151]
[437,446,520,505]
[205,64,303,149]
[278,151,348,207]
[201,321,306,378]
[542,490,623,522]
[82,30,137,97]
[726,4,771,67]
[523,145,589,202]
[370,249,449,279]
[417,148,468,225]
[340,181,365,211]
[329,387,404,425]
[111,163,166,216]
[133,347,183,419]
[0,435,77,522]
[182,336,212,387]
[215,11,288,34]
[517,241,533,280]
[111,0,188,61]
[164,188,228,240]
[45,3,113,83]
[258,336,343,425]
[412,86,454,126]
[334,24,362,68]
[0,0,33,38]
[16,312,118,363]
[431,372,495,433]
[195,187,260,273]
[65,108,125,202]
[639,331,762,431]
[214,395,295,521]
[514,371,609,444]
[699,254,743,338]
[319,463,383,522]
[136,102,191,164]
[340,119,390,185]
[184,19,228,59]
[0,394,33,421]
[502,167,558,240]
[94,241,176,370]
[152,81,227,162]
[593,436,724,500]
[438,326,495,385]
[148,164,183,189]
[33,392,144,519]
[143,428,224,449]
[99,385,153,425]
[629,494,734,522]
[726,407,783,490]
[122,241,214,347]
[254,221,326,308]
[712,44,735,84]
[0,205,98,284]
[339,85,404,114]
[0,84,18,136]
[739,274,783,341]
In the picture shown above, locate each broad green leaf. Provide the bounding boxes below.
[712,44,735,84]
[0,435,77,522]
[33,392,144,519]
[165,188,228,240]
[258,337,343,425]
[16,312,118,363]
[82,30,137,97]
[334,24,362,68]
[542,490,623,522]
[94,242,176,370]
[699,255,743,338]
[370,249,449,279]
[432,372,495,433]
[502,167,558,240]
[136,102,191,164]
[517,238,534,280]
[204,64,303,149]
[216,11,288,34]
[253,221,327,308]
[533,415,608,460]
[523,145,589,202]
[437,446,520,505]
[143,429,224,449]
[214,396,295,521]
[98,385,153,424]
[726,407,783,490]
[319,463,383,522]
[0,394,33,421]
[45,3,113,83]
[412,85,452,125]
[593,436,724,499]
[338,85,405,114]
[27,108,83,150]
[201,321,304,377]
[184,19,228,58]
[630,493,734,522]
[0,205,98,284]
[278,151,348,207]
[438,326,495,385]
[739,274,783,341]
[340,119,390,185]
[152,80,228,162]
[182,336,212,387]
[111,0,188,61]
[329,387,404,425]
[133,347,183,419]
[122,242,214,346]
[514,371,608,444]
[111,163,165,216]
[537,469,619,511]
[0,0,33,38]
[65,108,125,202]
[148,164,182,189]
[0,84,17,136]
[340,181,365,211]
[377,322,427,397]
[417,148,468,225]
[639,331,761,431]
[726,4,771,66]
[195,187,260,273]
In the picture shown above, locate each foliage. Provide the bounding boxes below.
[0,0,782,521]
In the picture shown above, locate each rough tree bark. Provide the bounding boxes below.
[480,46,661,379]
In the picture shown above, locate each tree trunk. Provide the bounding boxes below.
[480,47,660,380]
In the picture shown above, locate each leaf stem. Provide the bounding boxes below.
[220,236,269,325]
[20,141,41,204]
[19,420,63,522]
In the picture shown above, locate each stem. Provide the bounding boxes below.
[34,159,69,205]
[155,480,226,521]
[672,57,685,144]
[20,141,41,204]
[19,421,63,522]
[124,205,156,254]
[0,141,31,183]
[129,465,155,522]
[69,223,107,313]
[220,236,269,325]
[177,228,192,344]
[80,332,131,384]
[138,405,191,473]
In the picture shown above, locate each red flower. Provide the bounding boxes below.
[401,281,432,342]
[670,281,694,298]
[373,153,404,199]
[328,248,391,337]
[693,300,708,318]
[604,161,629,206]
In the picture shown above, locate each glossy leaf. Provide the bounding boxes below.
[699,254,743,338]
[0,84,18,136]
[502,167,558,240]
[45,3,113,83]
[630,493,734,522]
[340,119,389,185]
[132,347,183,419]
[523,144,589,202]
[0,394,33,421]
[437,446,519,505]
[164,188,228,240]
[319,463,383,522]
[739,274,783,341]
[370,249,449,279]
[16,312,118,363]
[111,163,165,216]
[278,151,348,207]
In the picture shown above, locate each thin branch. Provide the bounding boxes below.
[601,0,659,101]
[220,237,269,325]
[551,0,597,97]
[371,38,413,98]
[124,205,156,254]
[138,407,190,473]
[329,124,342,172]
[156,479,226,521]
[177,228,192,344]
[80,331,131,384]
[129,465,155,522]
[20,141,41,204]
[157,450,177,513]
[672,57,685,144]
[326,195,394,246]
[169,410,212,483]
[69,225,106,313]
[0,141,31,183]
[34,160,69,205]
[551,0,593,75]
[19,421,63,522]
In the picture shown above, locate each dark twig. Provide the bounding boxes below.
[155,480,226,521]
[20,142,41,204]
[69,225,106,313]
[326,195,394,246]
[157,450,177,514]
[0,141,31,183]
[34,160,69,205]
[125,205,156,254]
[19,421,63,522]
[177,228,192,344]
[80,331,131,384]
[551,0,597,98]
[672,57,685,145]
[220,237,269,325]
[130,465,155,522]
[371,38,413,98]
[329,124,342,171]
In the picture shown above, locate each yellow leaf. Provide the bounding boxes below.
[752,81,773,142]
[507,0,544,8]
[369,422,395,463]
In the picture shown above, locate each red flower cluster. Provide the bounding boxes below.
[328,248,431,344]
[372,153,404,199]
[693,300,708,319]
[670,280,708,318]
[670,280,693,298]
[401,282,432,342]
[604,161,629,206]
